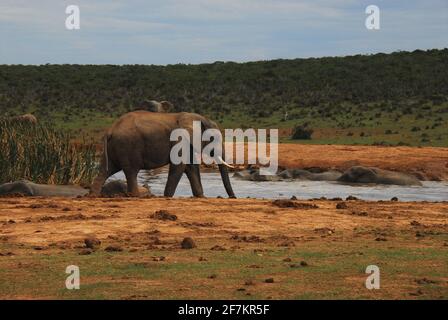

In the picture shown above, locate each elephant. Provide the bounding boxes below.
[136,100,174,113]
[337,166,422,186]
[0,180,88,197]
[89,111,236,198]
[9,114,37,124]
[233,169,281,181]
[278,169,342,181]
[234,168,341,182]
[0,180,150,197]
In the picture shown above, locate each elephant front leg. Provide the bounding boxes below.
[185,164,204,197]
[164,163,186,197]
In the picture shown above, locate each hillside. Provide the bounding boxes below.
[0,49,447,146]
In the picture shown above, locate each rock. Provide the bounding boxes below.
[415,278,437,285]
[264,278,274,283]
[79,249,92,255]
[150,210,177,221]
[391,197,399,201]
[181,237,196,249]
[210,245,226,251]
[84,236,101,250]
[105,245,123,252]
[336,202,348,209]
[346,195,358,201]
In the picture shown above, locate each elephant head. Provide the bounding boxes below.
[176,113,236,198]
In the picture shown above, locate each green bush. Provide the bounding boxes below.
[291,125,313,140]
[0,119,97,185]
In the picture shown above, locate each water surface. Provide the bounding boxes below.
[110,170,447,202]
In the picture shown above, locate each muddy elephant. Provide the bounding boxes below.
[278,169,342,181]
[0,180,151,197]
[137,100,174,113]
[337,166,422,186]
[90,111,235,198]
[9,114,37,124]
[233,168,281,181]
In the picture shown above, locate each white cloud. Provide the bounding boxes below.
[0,0,446,64]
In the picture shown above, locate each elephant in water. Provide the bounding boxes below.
[234,168,341,182]
[89,111,235,198]
[278,169,342,181]
[337,166,422,186]
[0,180,151,197]
[0,180,88,197]
[233,169,281,181]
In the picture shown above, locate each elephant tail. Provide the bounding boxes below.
[104,134,109,173]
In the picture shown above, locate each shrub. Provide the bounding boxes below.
[0,119,97,185]
[291,125,313,140]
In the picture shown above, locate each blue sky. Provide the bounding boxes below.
[0,0,447,65]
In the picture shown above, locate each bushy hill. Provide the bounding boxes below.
[0,48,447,146]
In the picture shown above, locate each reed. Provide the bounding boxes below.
[0,119,97,185]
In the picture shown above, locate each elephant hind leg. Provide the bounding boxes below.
[124,168,140,197]
[90,157,118,196]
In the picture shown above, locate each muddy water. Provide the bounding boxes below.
[109,170,448,202]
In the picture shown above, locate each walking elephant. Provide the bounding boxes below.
[90,111,235,198]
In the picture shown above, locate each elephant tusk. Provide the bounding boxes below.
[217,156,235,169]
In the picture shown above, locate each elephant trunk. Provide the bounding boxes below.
[218,163,236,198]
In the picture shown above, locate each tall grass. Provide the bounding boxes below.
[0,119,97,185]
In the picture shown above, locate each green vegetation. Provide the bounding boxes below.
[291,125,313,140]
[0,119,97,185]
[0,242,446,299]
[0,49,447,146]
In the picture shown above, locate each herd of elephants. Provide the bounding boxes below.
[0,100,422,198]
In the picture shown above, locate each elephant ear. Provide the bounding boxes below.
[176,114,221,147]
[177,113,206,140]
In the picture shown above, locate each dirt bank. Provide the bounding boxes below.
[0,197,447,299]
[276,144,448,181]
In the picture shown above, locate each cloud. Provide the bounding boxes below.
[0,0,446,64]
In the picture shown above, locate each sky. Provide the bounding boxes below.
[0,0,447,65]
